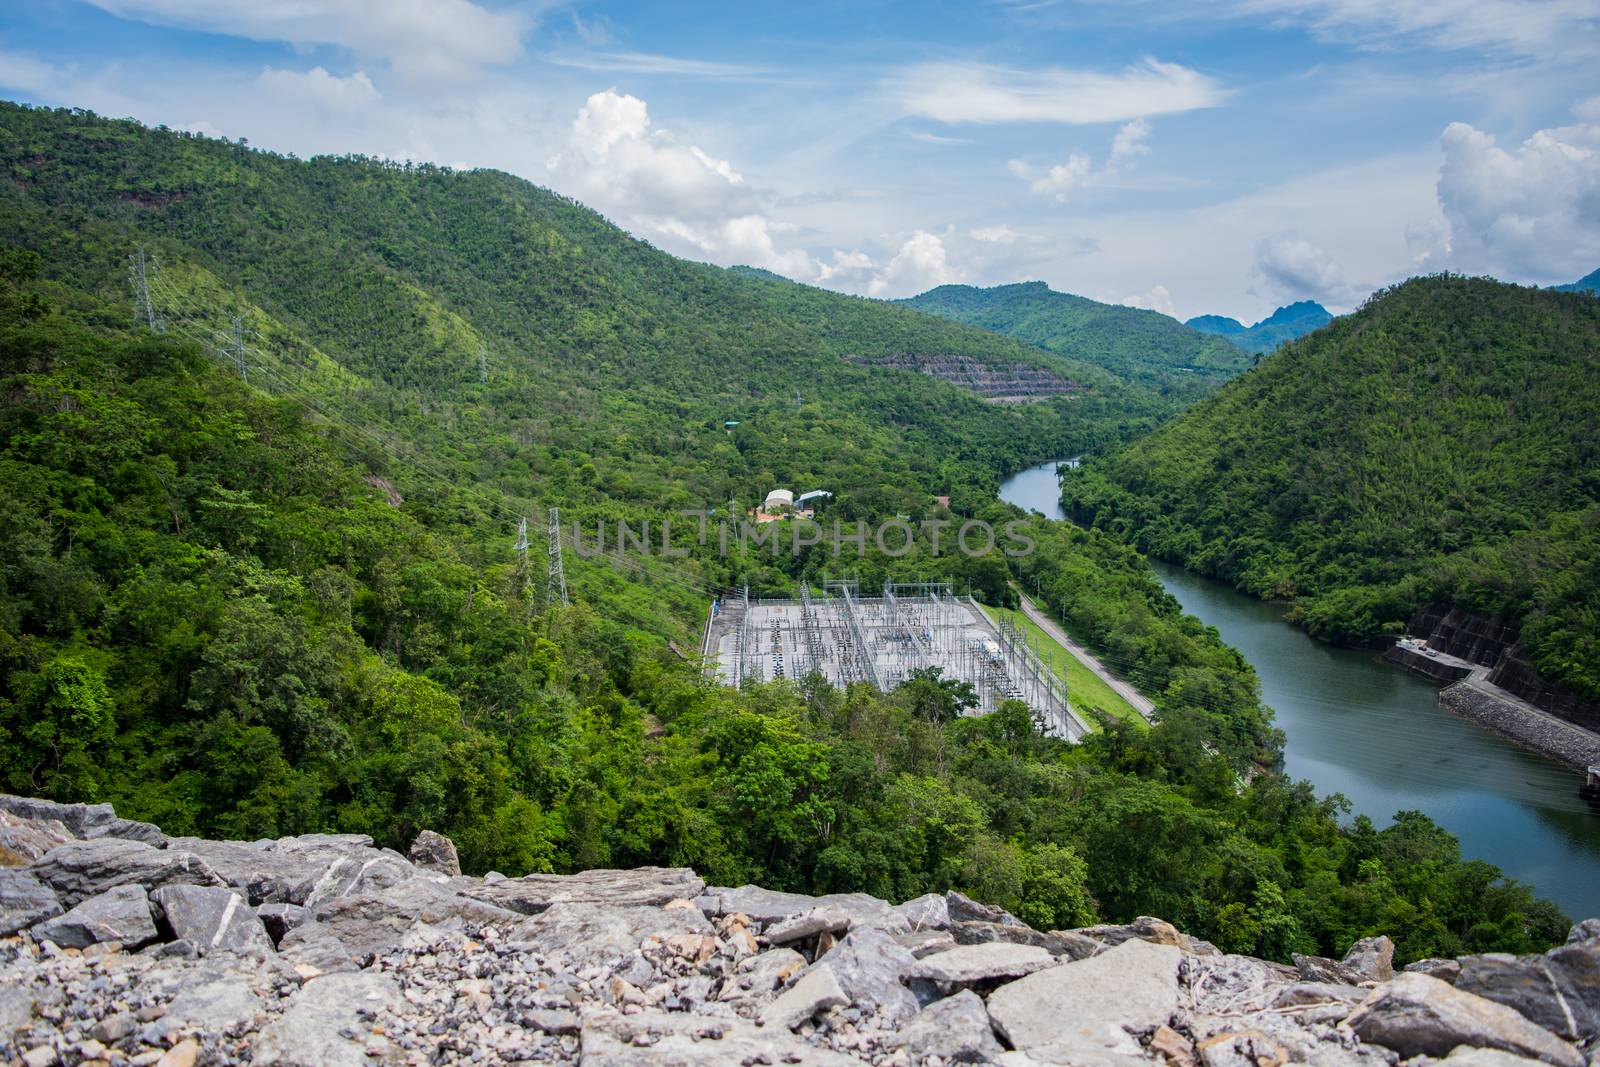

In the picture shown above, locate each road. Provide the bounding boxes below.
[1016,592,1157,723]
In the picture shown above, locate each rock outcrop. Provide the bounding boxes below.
[1,793,1596,1067]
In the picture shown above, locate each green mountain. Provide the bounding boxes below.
[900,281,1253,401]
[1068,275,1600,701]
[1553,268,1600,295]
[1187,301,1333,354]
[0,103,1566,959]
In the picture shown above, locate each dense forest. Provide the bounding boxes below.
[1066,276,1600,701]
[0,103,1572,963]
[901,282,1250,401]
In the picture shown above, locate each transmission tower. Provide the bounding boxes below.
[478,342,488,385]
[545,507,568,608]
[229,314,248,382]
[513,516,531,601]
[128,247,163,332]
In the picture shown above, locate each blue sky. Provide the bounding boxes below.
[2,1,1596,321]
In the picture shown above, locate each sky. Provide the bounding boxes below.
[1,1,1597,322]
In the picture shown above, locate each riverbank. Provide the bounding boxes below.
[998,458,1600,921]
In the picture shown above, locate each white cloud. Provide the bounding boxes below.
[257,67,379,113]
[866,232,961,297]
[82,0,526,82]
[1229,0,1600,61]
[1251,235,1358,304]
[891,58,1228,125]
[1119,284,1176,317]
[1008,119,1155,201]
[1432,108,1600,280]
[970,225,1037,244]
[544,51,769,78]
[906,130,972,145]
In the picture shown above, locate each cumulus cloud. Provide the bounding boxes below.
[1119,285,1176,317]
[258,67,379,113]
[1432,107,1600,280]
[866,232,961,297]
[892,58,1227,125]
[83,0,525,82]
[970,225,1037,244]
[1008,119,1155,202]
[1251,235,1358,304]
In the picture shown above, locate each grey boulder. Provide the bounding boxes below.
[1342,935,1396,981]
[986,937,1182,1060]
[312,879,523,959]
[581,1010,871,1066]
[951,919,1101,960]
[151,885,273,956]
[1347,971,1583,1067]
[701,884,908,931]
[0,811,72,866]
[254,972,399,1067]
[945,890,1024,927]
[896,893,950,931]
[406,829,461,876]
[1455,940,1600,1042]
[909,941,1055,983]
[816,925,921,1020]
[28,837,224,908]
[31,884,156,949]
[0,869,62,935]
[0,794,164,846]
[890,988,1003,1064]
[465,866,705,915]
[757,963,848,1029]
[510,900,712,967]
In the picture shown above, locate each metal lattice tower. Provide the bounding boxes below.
[513,517,532,601]
[478,343,488,385]
[545,507,568,608]
[128,247,163,332]
[229,314,248,382]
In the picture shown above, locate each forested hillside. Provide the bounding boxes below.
[1187,301,1333,355]
[901,281,1251,400]
[0,104,1569,962]
[1066,276,1600,700]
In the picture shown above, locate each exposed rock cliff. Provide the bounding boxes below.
[2,794,1597,1067]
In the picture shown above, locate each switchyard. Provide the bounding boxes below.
[706,581,1089,740]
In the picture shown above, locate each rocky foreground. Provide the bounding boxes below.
[2,796,1598,1067]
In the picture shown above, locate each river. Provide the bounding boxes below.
[1000,459,1600,919]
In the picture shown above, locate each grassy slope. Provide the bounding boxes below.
[981,604,1143,724]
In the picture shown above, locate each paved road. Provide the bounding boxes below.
[1017,592,1157,723]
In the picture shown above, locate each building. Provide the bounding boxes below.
[763,488,795,513]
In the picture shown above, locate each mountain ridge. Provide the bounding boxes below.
[1186,300,1333,354]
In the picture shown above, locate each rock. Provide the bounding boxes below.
[406,829,461,876]
[312,878,522,959]
[1150,1024,1198,1067]
[1343,936,1396,981]
[891,988,1003,1064]
[764,906,853,944]
[31,884,157,948]
[897,893,951,931]
[0,811,73,867]
[719,946,807,1009]
[817,924,922,1020]
[987,938,1183,1060]
[1455,940,1600,1043]
[1443,1048,1556,1067]
[758,963,848,1029]
[1195,1028,1292,1067]
[465,866,706,915]
[1272,982,1370,1008]
[28,838,224,908]
[1294,953,1366,986]
[952,920,1101,960]
[581,1009,871,1065]
[151,885,272,955]
[897,928,959,958]
[165,977,263,1032]
[701,884,910,932]
[1567,921,1600,945]
[1347,972,1583,1067]
[1074,915,1218,956]
[0,868,63,935]
[1183,953,1294,1016]
[511,901,713,968]
[257,901,308,943]
[910,942,1055,984]
[946,890,1024,927]
[1407,958,1463,982]
[155,1039,199,1067]
[0,794,164,846]
[162,836,323,905]
[276,923,358,976]
[254,972,400,1066]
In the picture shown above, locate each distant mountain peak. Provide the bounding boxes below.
[1552,267,1600,294]
[1187,300,1332,355]
[1186,314,1246,336]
